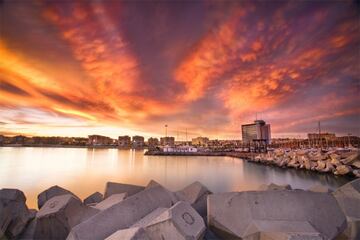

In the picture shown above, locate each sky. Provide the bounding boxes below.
[0,0,359,140]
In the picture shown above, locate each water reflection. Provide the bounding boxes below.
[0,147,351,209]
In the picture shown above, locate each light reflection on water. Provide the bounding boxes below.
[0,147,351,209]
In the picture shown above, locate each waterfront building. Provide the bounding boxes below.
[132,135,145,148]
[160,136,175,146]
[118,136,131,148]
[88,135,113,145]
[191,137,209,146]
[308,133,336,141]
[162,145,198,153]
[241,120,271,144]
[148,137,159,148]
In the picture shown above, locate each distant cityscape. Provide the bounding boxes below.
[0,120,358,151]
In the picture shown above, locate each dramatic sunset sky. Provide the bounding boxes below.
[0,0,359,139]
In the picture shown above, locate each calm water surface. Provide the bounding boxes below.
[0,147,351,209]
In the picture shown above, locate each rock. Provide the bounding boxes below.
[335,165,352,175]
[287,158,300,168]
[208,190,347,239]
[175,181,212,217]
[131,207,168,228]
[258,183,292,191]
[330,154,341,166]
[341,152,360,165]
[84,192,103,205]
[104,182,144,199]
[308,184,332,193]
[37,185,78,209]
[274,149,285,157]
[324,160,335,173]
[67,184,176,240]
[105,227,150,240]
[351,160,360,169]
[315,160,326,171]
[333,179,360,240]
[18,218,37,239]
[145,179,161,189]
[353,169,360,178]
[94,193,127,210]
[29,209,37,219]
[145,201,206,240]
[0,188,32,239]
[31,194,99,239]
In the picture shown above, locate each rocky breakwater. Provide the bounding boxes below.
[1,178,359,240]
[250,149,360,177]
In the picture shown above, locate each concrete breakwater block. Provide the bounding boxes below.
[131,207,168,228]
[105,227,151,240]
[145,201,206,240]
[208,190,347,239]
[333,178,360,239]
[0,188,32,239]
[37,185,79,209]
[94,193,127,211]
[175,181,212,218]
[67,184,176,240]
[258,183,292,191]
[83,192,103,205]
[104,182,144,199]
[24,194,99,240]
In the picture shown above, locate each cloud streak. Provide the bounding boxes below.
[0,0,358,138]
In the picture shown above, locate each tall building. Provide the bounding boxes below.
[191,137,209,146]
[118,136,131,148]
[160,136,175,146]
[241,120,271,144]
[148,137,159,148]
[132,136,145,148]
[88,135,113,145]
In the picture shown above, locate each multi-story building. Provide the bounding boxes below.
[191,137,209,146]
[160,136,175,146]
[132,136,145,148]
[241,120,271,144]
[148,137,159,148]
[308,133,336,141]
[88,135,113,145]
[118,136,131,148]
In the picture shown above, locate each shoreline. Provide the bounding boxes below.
[145,149,360,178]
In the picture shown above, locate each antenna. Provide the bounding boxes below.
[255,112,258,121]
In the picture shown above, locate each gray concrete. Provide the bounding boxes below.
[29,194,99,240]
[105,227,150,240]
[94,193,127,211]
[208,190,347,239]
[104,182,144,199]
[131,207,167,228]
[0,188,32,239]
[176,181,211,217]
[308,184,332,193]
[83,192,103,205]
[333,178,360,239]
[258,183,292,191]
[145,201,206,240]
[145,180,161,189]
[37,185,78,209]
[67,185,176,240]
